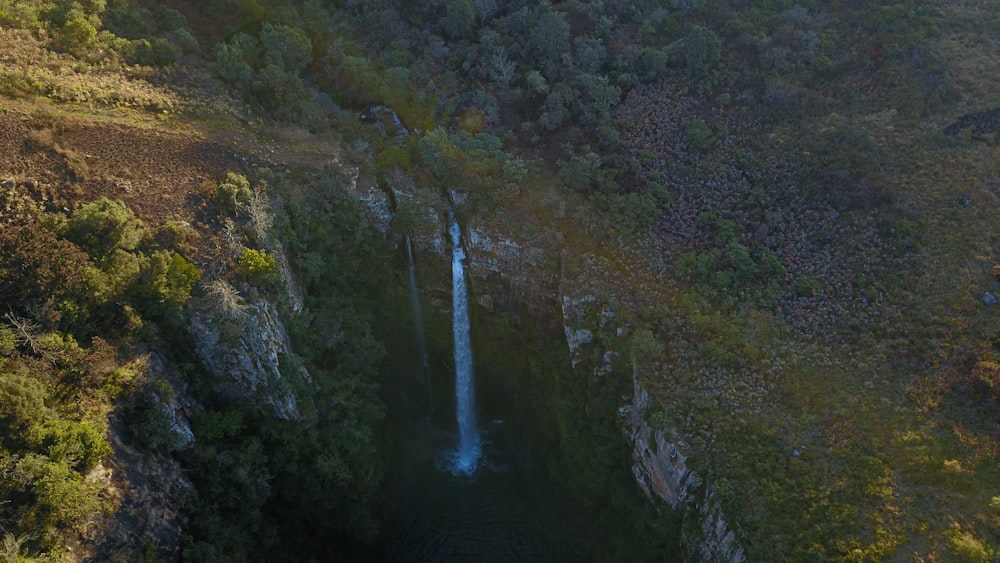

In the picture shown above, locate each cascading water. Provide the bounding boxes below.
[449,215,480,474]
[405,236,429,370]
[384,215,577,561]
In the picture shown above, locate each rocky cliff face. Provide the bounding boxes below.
[464,225,560,315]
[351,177,746,560]
[629,379,746,563]
[189,297,307,421]
[74,347,198,562]
[559,259,746,562]
[83,418,195,562]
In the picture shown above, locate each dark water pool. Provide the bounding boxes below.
[381,366,583,563]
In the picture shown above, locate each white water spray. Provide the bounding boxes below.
[449,215,480,474]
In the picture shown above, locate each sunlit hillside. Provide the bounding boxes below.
[1,0,999,561]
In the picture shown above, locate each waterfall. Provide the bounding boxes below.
[406,236,429,369]
[450,215,480,474]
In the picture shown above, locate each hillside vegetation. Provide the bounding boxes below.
[1,0,1000,561]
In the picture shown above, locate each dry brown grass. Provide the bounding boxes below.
[0,29,180,111]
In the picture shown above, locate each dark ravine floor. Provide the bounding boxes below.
[380,354,581,562]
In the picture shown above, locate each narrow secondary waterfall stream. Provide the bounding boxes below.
[448,216,481,474]
[406,235,429,370]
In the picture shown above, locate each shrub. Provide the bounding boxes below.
[213,42,253,90]
[64,198,146,261]
[141,251,201,323]
[682,118,716,152]
[794,276,821,297]
[683,25,721,80]
[216,172,252,214]
[259,23,312,73]
[238,248,280,287]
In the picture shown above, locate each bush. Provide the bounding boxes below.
[27,418,111,471]
[140,251,201,324]
[239,248,280,287]
[216,172,253,214]
[64,198,146,261]
[59,17,99,57]
[683,25,721,80]
[682,118,716,152]
[259,23,312,72]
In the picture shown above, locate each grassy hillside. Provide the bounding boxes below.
[2,0,1000,561]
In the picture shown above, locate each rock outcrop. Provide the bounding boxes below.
[559,266,745,562]
[630,379,746,563]
[141,347,199,449]
[189,298,306,420]
[84,418,195,562]
[463,224,559,317]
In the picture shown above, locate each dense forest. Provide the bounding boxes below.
[2,0,1000,561]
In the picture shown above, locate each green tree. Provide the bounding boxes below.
[0,373,48,441]
[419,128,526,199]
[682,25,721,80]
[440,0,476,39]
[559,146,615,193]
[538,83,577,131]
[630,327,665,379]
[254,63,310,119]
[65,198,146,261]
[573,35,607,74]
[27,419,111,471]
[636,47,669,81]
[259,23,312,72]
[59,17,99,57]
[11,454,105,535]
[140,251,200,323]
[574,72,620,125]
[530,8,570,76]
